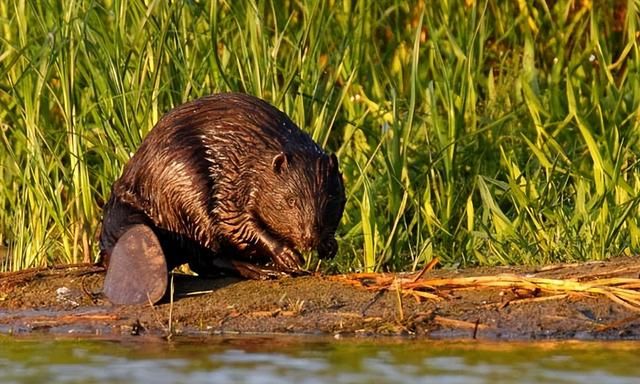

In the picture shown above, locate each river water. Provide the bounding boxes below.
[1,335,638,383]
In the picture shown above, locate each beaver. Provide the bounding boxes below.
[99,93,346,304]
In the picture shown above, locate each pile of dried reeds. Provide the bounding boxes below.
[337,261,640,312]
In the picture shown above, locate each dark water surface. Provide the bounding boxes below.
[1,334,638,383]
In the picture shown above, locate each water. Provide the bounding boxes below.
[1,335,639,383]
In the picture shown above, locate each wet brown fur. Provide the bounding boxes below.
[99,93,346,275]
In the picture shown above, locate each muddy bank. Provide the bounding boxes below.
[2,257,640,340]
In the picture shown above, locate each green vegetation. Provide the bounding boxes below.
[1,0,639,272]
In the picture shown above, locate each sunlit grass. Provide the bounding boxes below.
[1,0,639,272]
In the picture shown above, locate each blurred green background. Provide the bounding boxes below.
[1,0,639,272]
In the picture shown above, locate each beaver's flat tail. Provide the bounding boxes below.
[102,225,168,305]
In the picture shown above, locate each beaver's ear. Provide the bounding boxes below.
[272,152,288,174]
[329,153,338,169]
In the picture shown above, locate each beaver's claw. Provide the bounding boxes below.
[272,245,304,272]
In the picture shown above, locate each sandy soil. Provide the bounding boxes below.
[2,256,640,340]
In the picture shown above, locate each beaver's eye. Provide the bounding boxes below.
[287,197,296,207]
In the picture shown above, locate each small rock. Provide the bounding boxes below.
[56,286,79,307]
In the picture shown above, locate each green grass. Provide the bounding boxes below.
[1,0,639,272]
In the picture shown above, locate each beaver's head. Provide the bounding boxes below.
[254,151,345,258]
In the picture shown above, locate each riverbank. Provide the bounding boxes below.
[2,256,640,340]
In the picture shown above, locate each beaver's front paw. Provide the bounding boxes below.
[272,245,304,272]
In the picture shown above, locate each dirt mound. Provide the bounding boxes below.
[2,257,640,340]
